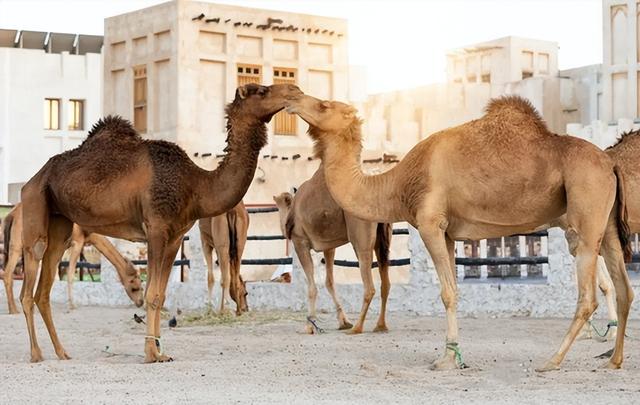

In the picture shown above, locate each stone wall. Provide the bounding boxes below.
[3,225,639,320]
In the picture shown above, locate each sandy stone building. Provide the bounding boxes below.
[103,0,357,161]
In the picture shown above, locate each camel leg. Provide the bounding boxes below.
[347,249,374,335]
[35,215,73,360]
[323,248,352,330]
[293,240,318,334]
[373,251,391,333]
[66,235,84,310]
[143,231,177,363]
[597,256,618,340]
[215,245,231,314]
[201,241,214,305]
[3,245,20,314]
[20,192,50,363]
[418,224,460,370]
[599,223,633,369]
[537,226,599,372]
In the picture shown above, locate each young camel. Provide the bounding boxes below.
[19,83,302,363]
[273,169,392,334]
[286,94,633,371]
[199,201,249,315]
[2,203,143,313]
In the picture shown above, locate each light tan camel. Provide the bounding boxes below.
[287,94,633,371]
[19,83,302,363]
[2,203,142,313]
[199,201,249,315]
[273,169,392,334]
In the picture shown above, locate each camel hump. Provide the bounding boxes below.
[607,129,640,152]
[484,95,548,134]
[86,115,139,139]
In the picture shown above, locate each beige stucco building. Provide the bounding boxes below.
[103,0,356,162]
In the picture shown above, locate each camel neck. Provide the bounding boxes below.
[321,138,406,224]
[194,117,266,219]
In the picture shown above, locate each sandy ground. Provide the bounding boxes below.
[0,306,639,404]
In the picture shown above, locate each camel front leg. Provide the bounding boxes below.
[293,240,319,334]
[347,249,374,335]
[143,232,178,363]
[3,245,20,314]
[201,241,215,305]
[66,237,84,310]
[215,245,231,314]
[419,226,461,370]
[323,249,352,330]
[35,216,73,360]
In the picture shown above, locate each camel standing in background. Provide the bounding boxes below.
[19,83,302,363]
[286,94,633,371]
[273,168,392,334]
[199,201,249,315]
[2,203,143,313]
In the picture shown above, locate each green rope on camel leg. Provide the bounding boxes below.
[145,335,163,354]
[446,342,468,369]
[591,320,618,338]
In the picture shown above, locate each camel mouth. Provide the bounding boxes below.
[262,107,284,123]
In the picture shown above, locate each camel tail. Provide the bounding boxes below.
[614,166,632,262]
[375,223,392,269]
[226,210,239,272]
[2,211,14,264]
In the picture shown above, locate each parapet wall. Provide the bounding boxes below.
[2,225,639,320]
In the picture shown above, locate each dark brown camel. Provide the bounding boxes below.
[19,83,302,363]
[199,201,249,315]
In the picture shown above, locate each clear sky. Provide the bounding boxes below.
[0,0,602,93]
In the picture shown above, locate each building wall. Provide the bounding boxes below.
[0,48,102,203]
[602,0,640,122]
[103,0,352,160]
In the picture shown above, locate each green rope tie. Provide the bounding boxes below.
[446,342,467,369]
[145,335,163,354]
[589,320,618,338]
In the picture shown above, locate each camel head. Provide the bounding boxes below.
[273,192,293,237]
[230,274,249,315]
[232,83,303,123]
[286,95,361,141]
[121,259,144,307]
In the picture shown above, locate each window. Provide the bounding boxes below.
[273,68,297,135]
[44,98,60,130]
[522,71,533,80]
[68,99,84,130]
[237,64,262,86]
[133,65,147,133]
[481,74,491,83]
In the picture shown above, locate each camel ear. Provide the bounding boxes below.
[284,194,292,206]
[236,86,249,99]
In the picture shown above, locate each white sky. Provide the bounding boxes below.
[0,0,602,93]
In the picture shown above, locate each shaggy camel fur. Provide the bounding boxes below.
[273,169,392,334]
[287,94,633,371]
[19,83,302,363]
[2,203,143,314]
[199,201,249,315]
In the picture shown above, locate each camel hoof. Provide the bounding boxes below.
[56,351,71,360]
[535,361,561,373]
[338,321,353,330]
[30,351,44,363]
[144,354,174,363]
[601,360,621,370]
[373,324,389,333]
[303,324,315,335]
[430,355,459,371]
[346,327,363,335]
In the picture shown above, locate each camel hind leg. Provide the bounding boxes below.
[293,240,318,334]
[20,185,50,362]
[35,215,73,360]
[323,248,352,330]
[599,221,633,369]
[3,243,21,314]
